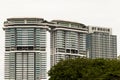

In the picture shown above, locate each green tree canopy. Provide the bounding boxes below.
[48,58,120,80]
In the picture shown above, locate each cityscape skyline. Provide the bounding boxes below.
[0,0,120,80]
[3,18,117,80]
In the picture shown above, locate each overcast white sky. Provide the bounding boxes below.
[0,0,120,79]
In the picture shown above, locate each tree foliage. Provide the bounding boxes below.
[48,58,120,80]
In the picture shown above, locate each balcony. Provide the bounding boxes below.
[4,21,43,26]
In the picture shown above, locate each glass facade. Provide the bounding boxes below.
[87,32,117,59]
[53,30,87,64]
[50,21,88,65]
[4,18,48,80]
[5,52,46,80]
[54,30,86,54]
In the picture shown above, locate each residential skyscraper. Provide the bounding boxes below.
[50,20,88,65]
[4,18,50,80]
[87,26,117,59]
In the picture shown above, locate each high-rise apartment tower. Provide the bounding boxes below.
[50,20,88,65]
[4,18,50,80]
[87,26,117,58]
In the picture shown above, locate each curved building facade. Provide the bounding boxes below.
[4,18,50,80]
[50,20,88,65]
